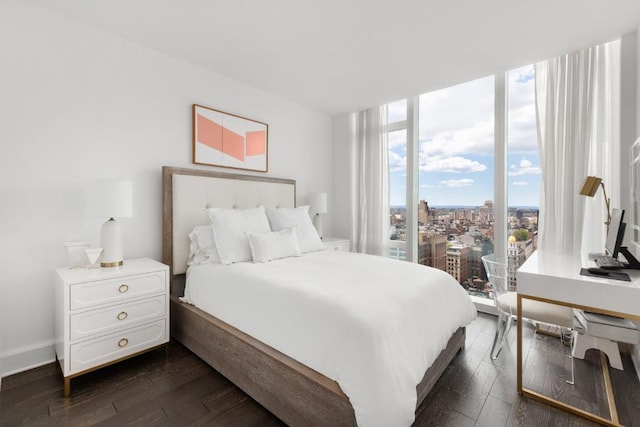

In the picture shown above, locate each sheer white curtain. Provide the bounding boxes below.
[350,106,390,256]
[535,40,620,255]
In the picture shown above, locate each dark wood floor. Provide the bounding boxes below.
[1,313,639,426]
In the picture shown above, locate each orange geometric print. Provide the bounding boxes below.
[222,127,245,161]
[246,130,266,156]
[196,114,223,151]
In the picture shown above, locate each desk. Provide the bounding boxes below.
[517,251,640,426]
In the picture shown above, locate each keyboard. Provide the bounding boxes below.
[594,255,625,269]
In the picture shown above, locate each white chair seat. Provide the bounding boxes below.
[497,292,574,328]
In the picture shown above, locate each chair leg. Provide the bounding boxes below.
[566,329,576,385]
[491,311,509,360]
[504,313,514,338]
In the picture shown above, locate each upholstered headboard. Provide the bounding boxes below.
[162,166,296,277]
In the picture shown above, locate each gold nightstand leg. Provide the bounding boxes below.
[64,377,70,397]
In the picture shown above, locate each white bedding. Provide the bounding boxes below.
[184,250,477,427]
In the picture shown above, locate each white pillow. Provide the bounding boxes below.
[206,206,271,265]
[266,206,323,253]
[187,225,220,265]
[247,227,302,263]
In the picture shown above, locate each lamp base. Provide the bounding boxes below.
[312,214,323,240]
[100,218,124,268]
[100,260,123,268]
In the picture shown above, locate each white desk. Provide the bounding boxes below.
[517,250,640,426]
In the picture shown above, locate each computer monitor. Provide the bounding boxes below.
[605,208,625,258]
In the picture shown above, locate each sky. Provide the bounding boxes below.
[388,64,541,208]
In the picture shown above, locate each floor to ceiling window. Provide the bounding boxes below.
[417,76,495,298]
[388,99,408,260]
[506,64,540,291]
[387,65,540,301]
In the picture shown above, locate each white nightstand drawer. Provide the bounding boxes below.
[70,271,165,310]
[321,237,350,252]
[69,319,166,373]
[70,295,166,340]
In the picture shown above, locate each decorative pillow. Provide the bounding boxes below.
[206,206,271,265]
[247,227,302,263]
[265,205,323,253]
[187,225,220,265]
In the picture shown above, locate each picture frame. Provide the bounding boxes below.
[192,104,268,172]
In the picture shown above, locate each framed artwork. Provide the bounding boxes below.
[192,104,268,172]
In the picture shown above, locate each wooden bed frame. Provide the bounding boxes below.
[162,166,466,426]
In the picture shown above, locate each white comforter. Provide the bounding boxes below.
[184,250,477,427]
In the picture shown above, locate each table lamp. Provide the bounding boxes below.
[579,175,611,233]
[86,179,133,267]
[308,192,327,239]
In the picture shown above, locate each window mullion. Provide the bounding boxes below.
[406,96,419,263]
[494,72,508,259]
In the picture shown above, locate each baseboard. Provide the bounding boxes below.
[0,341,55,380]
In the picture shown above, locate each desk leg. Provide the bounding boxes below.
[601,352,620,424]
[517,294,621,426]
[517,294,523,393]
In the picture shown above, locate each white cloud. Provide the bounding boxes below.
[389,151,406,172]
[417,76,496,158]
[508,157,540,176]
[420,184,436,188]
[440,178,474,187]
[420,154,487,173]
[508,64,538,154]
[512,181,528,186]
[420,121,494,157]
[388,129,406,150]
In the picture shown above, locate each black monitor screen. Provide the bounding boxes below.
[605,208,625,257]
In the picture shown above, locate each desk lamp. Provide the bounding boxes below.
[579,176,611,233]
[86,179,133,267]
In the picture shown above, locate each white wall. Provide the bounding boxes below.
[0,1,333,377]
[331,113,353,243]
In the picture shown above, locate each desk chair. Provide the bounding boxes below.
[482,254,574,360]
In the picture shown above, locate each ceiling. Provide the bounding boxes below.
[26,0,640,116]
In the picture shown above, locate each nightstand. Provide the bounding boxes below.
[321,237,351,252]
[54,258,169,397]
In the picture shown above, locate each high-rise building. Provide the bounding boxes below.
[479,200,493,223]
[418,231,447,271]
[507,235,525,291]
[470,245,484,279]
[446,244,470,283]
[418,200,437,225]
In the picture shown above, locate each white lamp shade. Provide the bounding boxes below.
[86,179,133,219]
[309,193,327,215]
[85,179,133,267]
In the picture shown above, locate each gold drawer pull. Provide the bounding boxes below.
[118,338,129,348]
[117,311,128,321]
[118,284,129,293]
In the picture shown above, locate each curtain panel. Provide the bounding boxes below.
[350,106,390,256]
[535,40,620,255]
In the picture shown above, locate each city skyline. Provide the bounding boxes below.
[390,203,540,209]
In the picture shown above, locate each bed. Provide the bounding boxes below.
[162,166,476,426]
